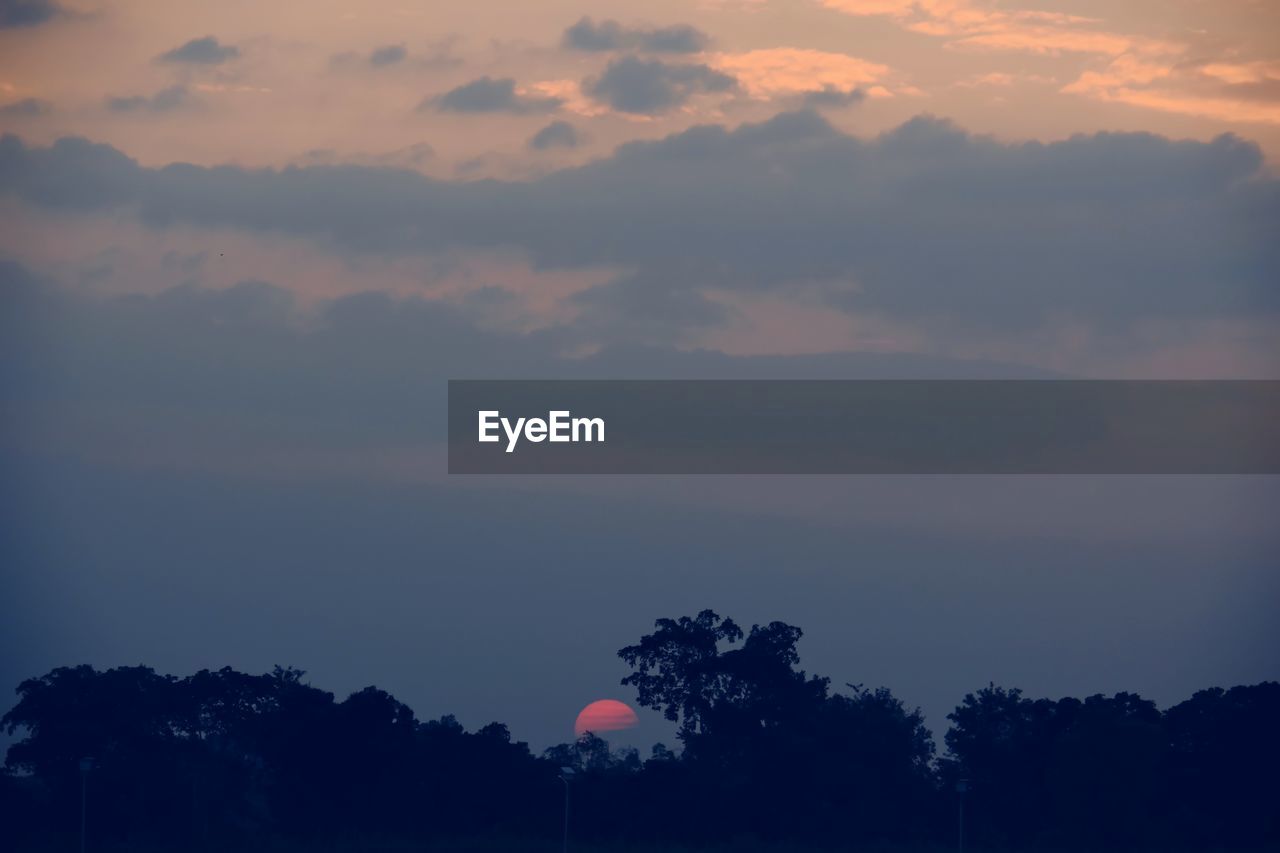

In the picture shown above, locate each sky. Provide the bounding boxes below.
[1,0,1278,751]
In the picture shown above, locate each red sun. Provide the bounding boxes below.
[574,699,639,737]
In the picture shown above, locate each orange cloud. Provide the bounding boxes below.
[955,72,1017,88]
[820,0,1179,58]
[526,80,610,117]
[1061,55,1173,94]
[1198,61,1280,86]
[946,26,1136,57]
[710,48,891,98]
[1077,86,1280,126]
[821,0,916,15]
[821,0,1280,125]
[1064,56,1280,125]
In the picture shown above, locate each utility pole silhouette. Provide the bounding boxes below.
[558,767,575,853]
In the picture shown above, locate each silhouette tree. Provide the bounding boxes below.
[1,632,1275,850]
[619,610,830,746]
[1163,682,1280,848]
[946,686,1183,848]
[618,609,745,741]
[618,611,935,843]
[3,665,194,843]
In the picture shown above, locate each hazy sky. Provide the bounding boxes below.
[1,0,1278,750]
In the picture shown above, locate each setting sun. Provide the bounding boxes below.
[574,699,639,737]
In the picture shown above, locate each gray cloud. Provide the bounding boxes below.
[0,260,1060,541]
[0,0,59,29]
[157,36,239,65]
[428,76,562,114]
[105,86,189,114]
[801,86,866,109]
[297,141,434,169]
[332,39,461,73]
[527,120,581,151]
[562,16,709,54]
[0,259,1055,446]
[0,110,1276,334]
[583,56,737,114]
[570,270,731,343]
[0,97,51,116]
[369,44,407,67]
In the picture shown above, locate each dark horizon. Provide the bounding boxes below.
[5,610,1278,851]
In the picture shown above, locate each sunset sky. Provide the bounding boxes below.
[5,0,1280,166]
[1,0,1277,749]
[3,0,1278,372]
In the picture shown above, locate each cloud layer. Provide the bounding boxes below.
[584,57,737,114]
[156,36,240,65]
[562,17,709,54]
[0,0,59,29]
[369,44,407,68]
[528,120,581,151]
[105,86,189,114]
[0,97,51,116]
[430,77,563,114]
[3,111,1274,344]
[0,108,1274,363]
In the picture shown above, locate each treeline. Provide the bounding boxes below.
[2,611,1277,851]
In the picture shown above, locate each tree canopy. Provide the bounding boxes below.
[2,613,1276,851]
